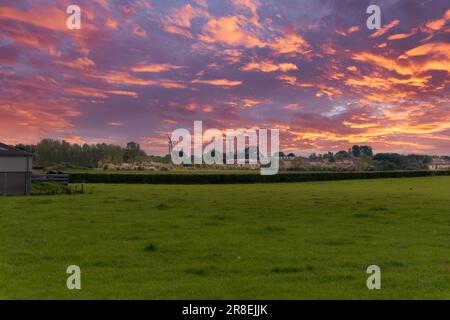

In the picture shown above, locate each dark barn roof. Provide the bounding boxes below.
[0,143,33,157]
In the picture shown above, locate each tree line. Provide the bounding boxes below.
[14,140,439,171]
[15,139,148,167]
[305,145,433,170]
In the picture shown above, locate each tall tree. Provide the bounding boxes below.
[351,145,361,157]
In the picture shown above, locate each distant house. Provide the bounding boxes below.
[0,143,33,195]
[428,158,450,170]
[281,153,296,161]
[279,153,296,170]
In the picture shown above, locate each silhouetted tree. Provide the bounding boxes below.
[351,145,361,157]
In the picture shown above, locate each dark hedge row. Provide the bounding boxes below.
[69,170,450,184]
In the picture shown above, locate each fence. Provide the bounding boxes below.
[32,174,69,185]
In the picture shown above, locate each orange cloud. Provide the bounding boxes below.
[231,0,260,26]
[56,57,96,69]
[0,97,82,143]
[242,99,260,108]
[222,49,242,64]
[1,23,62,56]
[131,63,183,73]
[334,28,347,36]
[0,5,97,33]
[106,18,118,30]
[388,32,414,40]
[423,10,449,32]
[162,25,193,38]
[241,60,298,72]
[269,32,310,55]
[185,102,198,111]
[284,103,302,111]
[165,3,209,28]
[63,135,86,144]
[89,71,187,89]
[0,6,69,32]
[347,26,359,33]
[162,3,208,39]
[345,75,430,89]
[369,19,400,38]
[65,86,109,98]
[133,24,147,37]
[403,42,450,73]
[191,78,243,86]
[276,74,298,86]
[199,16,265,48]
[321,43,336,55]
[315,85,342,99]
[106,90,138,97]
[352,52,413,75]
[202,105,214,112]
[404,42,450,58]
[425,19,446,31]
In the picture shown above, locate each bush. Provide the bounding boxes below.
[69,170,450,185]
[32,182,85,195]
[32,182,72,195]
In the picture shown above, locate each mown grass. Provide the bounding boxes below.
[0,176,449,299]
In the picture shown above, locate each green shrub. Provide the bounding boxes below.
[32,182,84,195]
[32,182,71,195]
[68,170,450,184]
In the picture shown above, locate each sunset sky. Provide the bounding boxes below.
[0,0,449,155]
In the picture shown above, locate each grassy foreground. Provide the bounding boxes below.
[0,177,449,299]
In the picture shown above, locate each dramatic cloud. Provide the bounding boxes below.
[131,64,184,73]
[369,19,400,38]
[241,61,298,72]
[199,16,265,48]
[0,0,449,155]
[191,78,243,86]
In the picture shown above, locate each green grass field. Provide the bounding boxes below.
[1,176,449,299]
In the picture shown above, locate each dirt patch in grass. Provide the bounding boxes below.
[144,244,157,252]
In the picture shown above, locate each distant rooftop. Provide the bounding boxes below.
[0,143,32,157]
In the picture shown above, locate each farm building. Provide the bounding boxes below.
[0,143,33,196]
[428,158,450,170]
